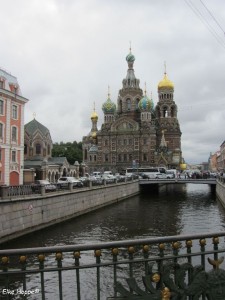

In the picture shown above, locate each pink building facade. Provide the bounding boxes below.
[0,69,28,185]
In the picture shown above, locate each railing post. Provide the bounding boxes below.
[69,182,73,192]
[40,185,45,196]
[0,185,9,199]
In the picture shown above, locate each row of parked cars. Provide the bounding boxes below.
[32,177,84,193]
[32,171,138,193]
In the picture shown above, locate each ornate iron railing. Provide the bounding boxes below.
[1,232,225,299]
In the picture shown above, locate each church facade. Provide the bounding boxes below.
[82,50,182,174]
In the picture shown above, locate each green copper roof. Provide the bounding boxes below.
[25,119,50,136]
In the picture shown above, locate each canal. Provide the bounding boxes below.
[1,183,225,299]
[2,183,224,249]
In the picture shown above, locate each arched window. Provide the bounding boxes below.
[119,100,122,113]
[127,98,131,111]
[11,126,17,142]
[136,99,139,109]
[36,143,41,155]
[171,106,176,117]
[163,107,168,117]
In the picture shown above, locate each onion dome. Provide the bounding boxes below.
[138,95,153,112]
[138,85,154,112]
[126,52,135,63]
[91,131,97,139]
[158,73,174,90]
[102,90,116,114]
[91,110,98,121]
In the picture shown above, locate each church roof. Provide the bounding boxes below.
[25,118,50,136]
[48,157,68,165]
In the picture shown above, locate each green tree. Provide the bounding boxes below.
[52,141,83,164]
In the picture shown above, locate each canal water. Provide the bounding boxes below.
[1,183,225,299]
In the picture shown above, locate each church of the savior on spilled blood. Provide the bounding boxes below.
[82,50,183,174]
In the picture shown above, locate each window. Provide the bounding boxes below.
[0,123,3,139]
[127,99,131,111]
[136,99,139,109]
[12,126,17,142]
[0,100,4,115]
[12,105,18,119]
[12,150,16,162]
[105,154,109,162]
[24,144,27,155]
[143,153,148,161]
[36,143,41,155]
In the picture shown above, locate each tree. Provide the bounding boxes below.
[52,141,83,164]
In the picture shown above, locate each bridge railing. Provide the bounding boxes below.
[1,231,225,299]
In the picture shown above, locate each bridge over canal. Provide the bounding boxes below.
[139,177,217,186]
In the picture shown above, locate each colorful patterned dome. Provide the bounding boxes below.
[126,52,135,62]
[102,96,116,114]
[158,73,174,90]
[138,95,154,112]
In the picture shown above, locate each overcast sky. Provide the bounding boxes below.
[1,0,225,164]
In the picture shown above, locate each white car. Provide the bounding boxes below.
[155,173,167,179]
[57,177,83,188]
[165,171,175,179]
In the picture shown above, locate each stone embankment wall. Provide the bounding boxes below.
[216,178,225,208]
[0,181,139,244]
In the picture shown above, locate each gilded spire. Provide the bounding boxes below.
[164,61,167,74]
[108,85,110,98]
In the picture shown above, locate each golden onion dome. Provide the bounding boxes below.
[91,110,98,121]
[91,131,97,139]
[158,73,174,90]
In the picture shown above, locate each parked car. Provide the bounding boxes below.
[32,180,57,192]
[57,177,83,188]
[165,171,175,179]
